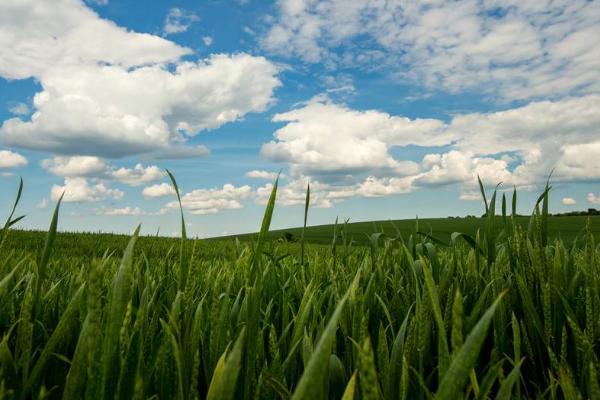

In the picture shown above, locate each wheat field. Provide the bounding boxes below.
[0,175,598,399]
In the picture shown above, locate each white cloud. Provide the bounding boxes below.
[111,164,163,187]
[555,142,600,181]
[414,151,513,189]
[0,150,28,168]
[562,197,576,205]
[261,98,446,177]
[0,0,280,158]
[37,198,49,209]
[164,8,199,35]
[94,206,146,216]
[0,0,187,80]
[245,170,281,180]
[41,156,108,177]
[8,102,30,116]
[142,182,175,198]
[164,184,252,215]
[51,177,123,203]
[41,156,164,188]
[356,176,415,198]
[202,36,213,46]
[261,95,600,200]
[588,193,600,205]
[256,178,353,208]
[262,0,600,100]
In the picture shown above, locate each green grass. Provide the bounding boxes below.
[1,176,599,399]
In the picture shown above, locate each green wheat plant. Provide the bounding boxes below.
[0,173,598,399]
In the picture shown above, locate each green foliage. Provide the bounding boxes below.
[0,177,599,399]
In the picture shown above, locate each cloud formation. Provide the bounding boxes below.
[41,156,164,187]
[111,164,163,187]
[142,183,175,198]
[41,156,108,177]
[0,0,280,158]
[261,95,600,200]
[256,178,349,208]
[245,170,281,180]
[588,193,600,205]
[262,0,600,100]
[0,150,27,168]
[261,99,446,177]
[163,8,199,35]
[51,177,124,203]
[164,184,253,215]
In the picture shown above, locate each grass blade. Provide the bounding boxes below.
[207,328,246,400]
[435,292,505,400]
[166,169,189,291]
[300,183,310,266]
[291,290,349,400]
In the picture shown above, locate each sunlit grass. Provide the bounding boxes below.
[0,174,598,399]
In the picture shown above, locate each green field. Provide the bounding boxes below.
[228,215,600,247]
[1,178,600,399]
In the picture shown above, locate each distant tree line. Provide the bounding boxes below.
[551,208,600,217]
[448,208,600,219]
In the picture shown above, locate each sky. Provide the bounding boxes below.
[1,0,599,238]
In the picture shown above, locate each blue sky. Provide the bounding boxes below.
[1,0,599,237]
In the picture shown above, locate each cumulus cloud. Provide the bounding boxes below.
[0,0,186,80]
[142,182,175,198]
[164,184,252,215]
[94,206,146,216]
[356,176,415,198]
[111,164,163,187]
[41,156,108,177]
[51,177,124,203]
[414,151,513,189]
[256,178,354,208]
[245,170,281,180]
[0,0,280,158]
[261,95,600,200]
[163,8,199,35]
[562,197,576,205]
[262,0,600,100]
[0,150,28,168]
[588,193,600,205]
[261,98,446,178]
[41,156,164,188]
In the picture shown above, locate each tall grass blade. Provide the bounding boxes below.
[101,225,140,400]
[206,328,246,400]
[251,175,279,275]
[21,284,85,400]
[478,175,488,214]
[435,292,505,400]
[494,359,523,400]
[300,183,310,266]
[0,177,23,250]
[166,169,189,291]
[291,290,349,400]
[341,372,357,400]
